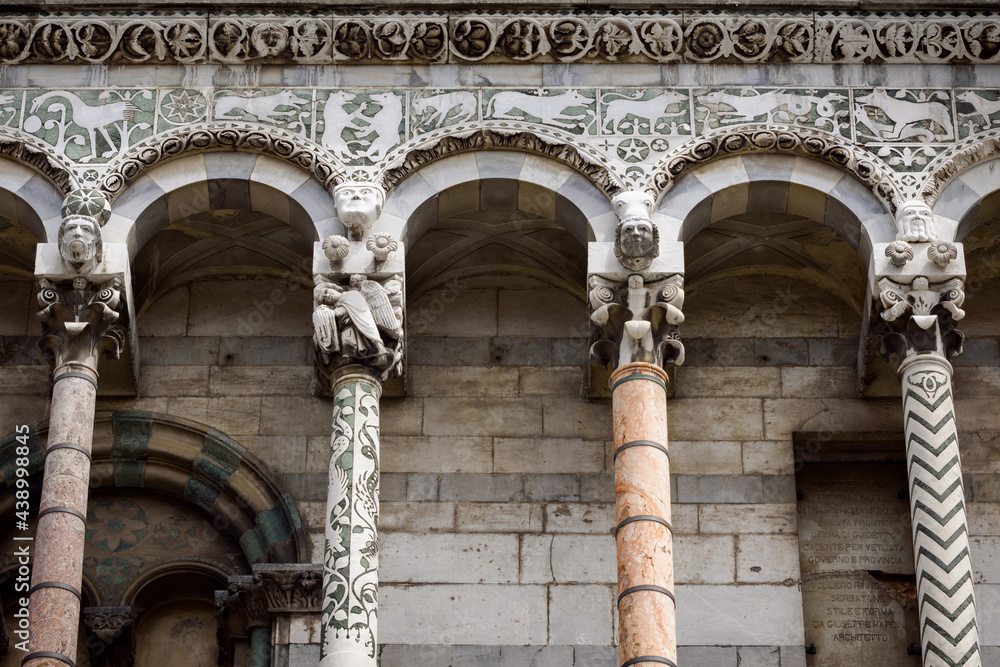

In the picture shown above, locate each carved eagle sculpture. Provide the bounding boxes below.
[350,274,401,337]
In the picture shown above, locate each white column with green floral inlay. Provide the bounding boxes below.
[313,183,404,667]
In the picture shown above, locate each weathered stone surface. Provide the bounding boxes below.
[669,441,742,475]
[669,399,764,440]
[424,398,541,436]
[519,367,585,396]
[440,474,523,502]
[542,398,612,438]
[742,440,795,475]
[494,438,604,474]
[549,585,613,645]
[550,535,615,583]
[409,365,518,397]
[209,365,314,396]
[407,289,498,337]
[497,289,585,338]
[380,533,519,584]
[382,436,492,473]
[675,535,735,584]
[737,534,800,583]
[380,585,548,645]
[520,535,554,584]
[675,585,805,645]
[674,367,780,398]
[380,397,425,435]
[700,503,797,534]
[381,502,456,532]
[780,367,857,398]
[456,503,542,532]
[408,336,492,366]
[545,503,614,534]
[676,475,764,504]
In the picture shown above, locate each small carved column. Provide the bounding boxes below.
[877,276,981,667]
[590,191,684,667]
[314,183,403,667]
[27,191,126,667]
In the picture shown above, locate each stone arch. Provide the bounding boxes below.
[103,148,342,260]
[378,144,619,251]
[0,412,306,565]
[650,124,901,215]
[922,134,1000,241]
[0,128,77,196]
[653,149,896,268]
[0,133,77,245]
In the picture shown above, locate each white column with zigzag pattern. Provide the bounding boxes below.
[899,354,981,667]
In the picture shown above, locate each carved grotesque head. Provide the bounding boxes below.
[896,200,937,243]
[613,190,659,272]
[334,182,385,240]
[58,215,103,273]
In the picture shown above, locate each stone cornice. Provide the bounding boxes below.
[0,10,998,66]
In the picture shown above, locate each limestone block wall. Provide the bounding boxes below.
[3,270,1000,666]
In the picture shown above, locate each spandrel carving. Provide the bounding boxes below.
[590,273,684,370]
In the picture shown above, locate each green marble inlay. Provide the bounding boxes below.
[112,411,153,487]
[183,477,221,512]
[112,411,153,458]
[194,429,244,485]
[239,527,267,563]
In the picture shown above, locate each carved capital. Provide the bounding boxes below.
[36,276,126,372]
[254,564,323,613]
[876,276,965,363]
[313,271,404,384]
[82,607,137,667]
[612,190,659,272]
[590,273,684,371]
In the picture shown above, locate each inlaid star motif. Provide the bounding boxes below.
[616,138,650,163]
[161,89,207,124]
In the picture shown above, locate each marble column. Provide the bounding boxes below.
[611,362,676,667]
[589,190,685,667]
[27,280,125,667]
[313,182,403,667]
[320,366,382,667]
[877,275,981,667]
[26,190,124,667]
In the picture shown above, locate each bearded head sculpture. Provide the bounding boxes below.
[58,189,110,274]
[613,190,659,272]
[896,199,937,243]
[334,182,385,241]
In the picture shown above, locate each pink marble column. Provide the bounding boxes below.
[24,362,98,667]
[611,362,676,667]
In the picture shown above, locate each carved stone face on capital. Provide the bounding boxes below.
[896,200,937,244]
[613,190,658,272]
[58,215,103,273]
[334,183,385,240]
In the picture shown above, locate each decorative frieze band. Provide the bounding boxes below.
[0,11,999,66]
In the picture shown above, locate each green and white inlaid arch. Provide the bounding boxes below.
[0,412,306,565]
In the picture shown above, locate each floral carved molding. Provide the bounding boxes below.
[0,11,999,66]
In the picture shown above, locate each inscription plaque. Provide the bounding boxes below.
[797,463,920,666]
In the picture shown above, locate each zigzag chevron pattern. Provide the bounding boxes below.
[902,367,981,667]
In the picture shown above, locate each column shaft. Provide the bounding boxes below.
[26,363,99,667]
[611,363,676,667]
[320,366,381,667]
[899,355,981,667]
